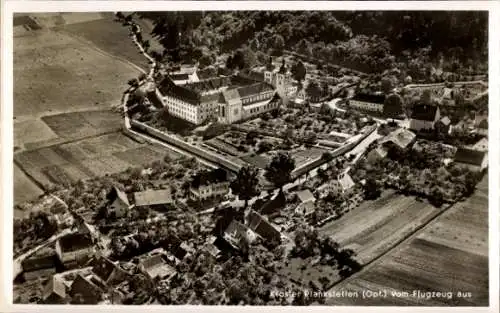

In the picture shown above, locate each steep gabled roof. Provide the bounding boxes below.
[69,274,103,304]
[411,104,439,121]
[258,192,286,216]
[454,147,487,166]
[380,128,416,150]
[107,186,130,207]
[246,210,281,243]
[43,275,66,302]
[237,82,274,98]
[134,189,172,207]
[296,189,315,203]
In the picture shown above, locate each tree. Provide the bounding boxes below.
[198,54,213,68]
[383,94,404,119]
[291,61,306,83]
[305,80,322,101]
[363,177,382,200]
[265,153,296,192]
[230,166,261,210]
[272,34,285,56]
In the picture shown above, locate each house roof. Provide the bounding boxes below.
[440,116,451,126]
[454,147,487,166]
[107,186,130,207]
[191,168,228,189]
[237,82,274,99]
[411,104,439,121]
[223,220,254,250]
[22,251,56,272]
[246,210,281,243]
[139,254,176,279]
[58,233,93,253]
[380,128,416,150]
[133,189,172,207]
[91,257,119,282]
[69,274,103,303]
[258,191,286,216]
[351,93,385,104]
[170,73,190,81]
[43,275,66,301]
[477,118,488,129]
[471,138,488,152]
[296,189,315,203]
[337,173,355,191]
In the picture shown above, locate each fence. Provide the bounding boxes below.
[292,124,377,179]
[130,120,242,173]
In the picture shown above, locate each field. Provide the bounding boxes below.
[319,191,440,265]
[58,17,151,71]
[14,26,140,118]
[14,132,180,193]
[13,165,44,211]
[326,175,488,306]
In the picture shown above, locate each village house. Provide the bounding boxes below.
[348,93,385,113]
[470,137,488,152]
[69,274,104,304]
[317,171,356,198]
[331,172,356,194]
[106,186,130,219]
[365,146,389,163]
[133,188,173,210]
[21,247,57,281]
[453,147,488,172]
[223,219,257,251]
[42,275,67,304]
[409,104,440,131]
[91,256,128,287]
[474,115,488,137]
[435,116,452,135]
[379,128,417,151]
[246,210,282,244]
[294,189,316,216]
[257,191,286,218]
[55,233,95,269]
[138,254,177,281]
[190,168,230,200]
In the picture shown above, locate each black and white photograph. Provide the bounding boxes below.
[2,3,497,309]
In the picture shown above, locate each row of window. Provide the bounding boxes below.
[246,101,277,115]
[242,92,272,105]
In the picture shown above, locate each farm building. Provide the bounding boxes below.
[294,189,316,216]
[138,254,177,281]
[435,116,452,135]
[470,138,488,152]
[106,186,130,218]
[91,256,128,287]
[246,210,282,244]
[21,247,57,281]
[190,168,230,200]
[380,128,416,151]
[257,191,286,217]
[69,274,104,304]
[42,275,67,304]
[133,188,173,209]
[222,219,257,251]
[409,104,440,131]
[453,147,488,172]
[55,233,95,269]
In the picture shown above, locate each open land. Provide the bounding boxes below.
[319,190,440,265]
[14,132,180,190]
[326,175,488,306]
[13,13,164,205]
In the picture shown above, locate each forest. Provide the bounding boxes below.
[137,11,488,77]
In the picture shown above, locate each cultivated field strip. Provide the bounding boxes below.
[326,175,489,306]
[14,133,177,191]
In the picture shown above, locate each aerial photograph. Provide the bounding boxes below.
[12,11,488,305]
